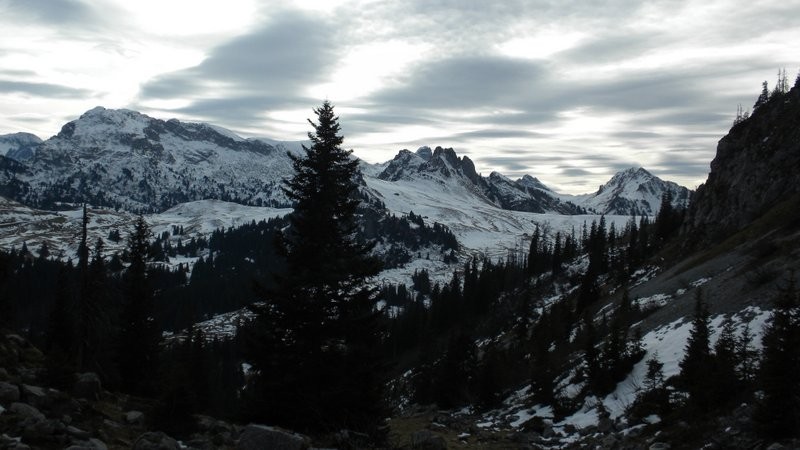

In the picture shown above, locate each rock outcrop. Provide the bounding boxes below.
[687,84,800,243]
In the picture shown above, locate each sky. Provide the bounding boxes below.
[0,0,798,194]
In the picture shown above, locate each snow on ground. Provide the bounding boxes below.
[556,306,773,429]
[366,176,629,259]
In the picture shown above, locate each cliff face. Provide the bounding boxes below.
[687,84,800,242]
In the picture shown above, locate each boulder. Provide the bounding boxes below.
[410,430,447,449]
[125,410,145,425]
[0,381,20,404]
[597,416,614,433]
[9,402,45,421]
[74,373,102,401]
[66,438,108,450]
[237,424,310,450]
[132,431,180,450]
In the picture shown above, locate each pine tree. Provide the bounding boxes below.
[755,276,800,438]
[754,81,769,110]
[244,101,386,437]
[117,216,161,395]
[710,316,740,407]
[678,290,713,413]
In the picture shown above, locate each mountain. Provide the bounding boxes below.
[687,83,800,243]
[573,167,691,216]
[0,108,690,218]
[0,132,42,161]
[9,107,299,212]
[376,146,586,214]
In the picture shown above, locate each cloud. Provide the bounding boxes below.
[139,10,344,122]
[5,0,96,25]
[370,56,548,110]
[0,80,93,99]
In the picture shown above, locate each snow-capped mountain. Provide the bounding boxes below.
[0,132,42,161]
[375,146,586,215]
[571,167,691,216]
[5,107,301,212]
[0,107,689,219]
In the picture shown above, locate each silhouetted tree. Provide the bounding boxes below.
[118,216,161,395]
[243,101,386,438]
[755,276,800,438]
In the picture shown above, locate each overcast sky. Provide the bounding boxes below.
[0,0,797,193]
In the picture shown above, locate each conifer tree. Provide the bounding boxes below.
[754,81,769,110]
[678,290,713,413]
[244,101,385,437]
[755,276,800,438]
[118,216,161,395]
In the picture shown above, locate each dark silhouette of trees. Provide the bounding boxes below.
[243,101,386,438]
[118,216,161,395]
[755,276,800,438]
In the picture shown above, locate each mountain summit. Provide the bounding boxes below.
[2,107,298,212]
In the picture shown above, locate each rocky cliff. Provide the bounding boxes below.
[687,83,800,242]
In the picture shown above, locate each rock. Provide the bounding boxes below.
[132,431,180,450]
[597,416,614,433]
[22,418,63,443]
[0,368,9,380]
[410,430,447,449]
[9,402,45,421]
[20,384,45,402]
[601,434,618,447]
[765,444,785,450]
[126,410,145,425]
[66,424,92,439]
[237,424,310,450]
[66,439,108,450]
[0,381,20,403]
[74,373,102,401]
[649,443,671,450]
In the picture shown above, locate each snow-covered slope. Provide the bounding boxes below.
[374,146,586,215]
[12,107,302,212]
[0,197,290,262]
[0,132,42,161]
[569,167,691,216]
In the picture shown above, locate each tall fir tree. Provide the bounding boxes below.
[755,276,800,438]
[243,101,386,437]
[677,290,713,413]
[118,216,161,395]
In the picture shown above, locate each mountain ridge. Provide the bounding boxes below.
[0,107,690,216]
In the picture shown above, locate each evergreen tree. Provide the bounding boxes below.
[677,291,713,413]
[118,216,161,395]
[754,81,769,110]
[710,316,740,406]
[755,276,800,438]
[243,101,386,437]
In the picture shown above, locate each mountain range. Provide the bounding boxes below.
[0,107,689,217]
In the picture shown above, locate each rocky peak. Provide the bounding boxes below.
[415,146,433,160]
[517,174,551,192]
[687,84,800,242]
[0,132,43,162]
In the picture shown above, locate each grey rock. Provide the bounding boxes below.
[649,443,671,450]
[597,416,614,433]
[765,444,785,450]
[237,424,310,450]
[410,429,447,449]
[126,410,145,425]
[0,367,9,380]
[0,381,19,403]
[9,402,45,421]
[66,439,108,450]
[132,431,180,450]
[66,424,91,439]
[74,373,102,401]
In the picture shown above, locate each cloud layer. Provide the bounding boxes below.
[0,0,798,193]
